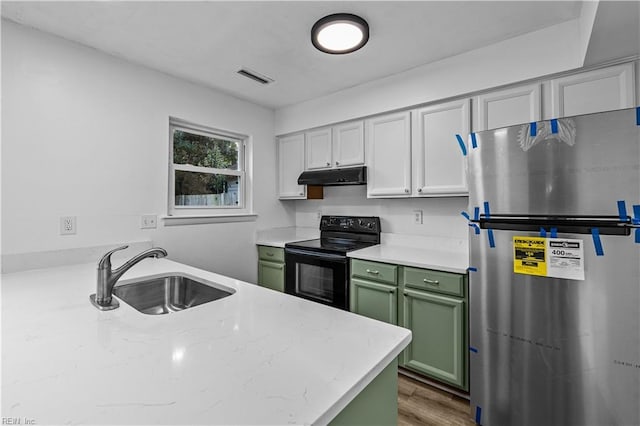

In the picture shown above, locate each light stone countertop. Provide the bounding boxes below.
[348,234,470,274]
[2,258,411,425]
[256,226,320,248]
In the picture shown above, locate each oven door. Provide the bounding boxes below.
[284,248,348,310]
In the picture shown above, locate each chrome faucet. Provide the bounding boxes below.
[90,245,168,311]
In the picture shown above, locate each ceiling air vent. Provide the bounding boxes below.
[237,68,274,85]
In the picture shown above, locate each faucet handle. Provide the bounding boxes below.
[98,245,129,269]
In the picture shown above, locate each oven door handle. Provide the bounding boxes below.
[285,248,347,261]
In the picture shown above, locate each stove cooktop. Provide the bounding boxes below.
[285,215,381,255]
[285,237,377,255]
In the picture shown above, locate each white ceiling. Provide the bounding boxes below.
[1,1,585,109]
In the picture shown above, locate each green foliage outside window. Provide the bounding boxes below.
[173,130,240,199]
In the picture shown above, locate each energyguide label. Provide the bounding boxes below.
[513,236,585,281]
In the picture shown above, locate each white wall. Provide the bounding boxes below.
[1,20,295,281]
[294,186,469,241]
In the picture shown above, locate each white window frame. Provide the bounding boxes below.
[166,117,255,224]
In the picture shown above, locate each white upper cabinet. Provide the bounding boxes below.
[475,83,541,131]
[332,121,365,167]
[366,111,412,198]
[305,128,332,170]
[413,99,470,196]
[550,63,635,118]
[305,121,364,170]
[278,133,306,199]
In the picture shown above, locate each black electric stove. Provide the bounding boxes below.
[284,216,381,309]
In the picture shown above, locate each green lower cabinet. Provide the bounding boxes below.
[257,260,285,292]
[350,278,398,325]
[400,288,466,389]
[329,359,398,426]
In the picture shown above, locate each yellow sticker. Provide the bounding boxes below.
[513,236,547,276]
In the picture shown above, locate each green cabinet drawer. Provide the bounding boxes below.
[401,288,466,389]
[258,260,285,292]
[403,267,464,297]
[350,278,398,325]
[351,259,397,285]
[258,245,285,262]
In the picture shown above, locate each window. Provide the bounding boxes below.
[168,118,250,219]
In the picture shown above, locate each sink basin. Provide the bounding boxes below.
[113,274,235,315]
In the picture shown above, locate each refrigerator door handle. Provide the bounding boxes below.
[474,214,631,236]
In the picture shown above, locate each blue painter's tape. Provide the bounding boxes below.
[617,200,628,222]
[591,228,604,256]
[456,134,467,156]
[468,267,478,272]
[530,122,537,137]
[470,223,481,235]
[633,205,640,244]
[539,227,547,238]
[487,229,495,248]
[473,207,480,221]
[471,133,478,149]
[469,346,478,353]
[483,201,495,248]
[461,211,471,221]
[475,406,482,425]
[636,106,640,126]
[550,228,558,238]
[551,119,559,134]
[633,205,640,224]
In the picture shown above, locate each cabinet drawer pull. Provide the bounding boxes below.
[423,278,439,285]
[266,252,274,257]
[366,269,380,275]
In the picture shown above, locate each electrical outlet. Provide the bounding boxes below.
[317,211,322,221]
[141,214,157,229]
[413,210,423,225]
[60,216,76,235]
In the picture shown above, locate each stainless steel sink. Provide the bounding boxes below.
[113,274,235,315]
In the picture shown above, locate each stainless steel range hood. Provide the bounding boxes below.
[297,166,366,186]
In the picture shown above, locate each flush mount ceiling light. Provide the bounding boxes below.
[311,13,369,54]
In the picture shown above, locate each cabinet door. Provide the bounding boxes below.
[401,288,465,388]
[306,128,332,170]
[414,99,470,196]
[258,260,285,292]
[551,63,635,118]
[366,111,412,198]
[350,278,398,325]
[278,134,306,199]
[333,121,364,167]
[475,83,541,131]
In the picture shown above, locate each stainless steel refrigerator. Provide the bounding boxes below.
[468,107,640,426]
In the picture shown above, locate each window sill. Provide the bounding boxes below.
[161,213,258,226]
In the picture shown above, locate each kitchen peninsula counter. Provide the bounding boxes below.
[2,258,410,425]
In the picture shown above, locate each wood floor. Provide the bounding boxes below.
[398,374,475,426]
